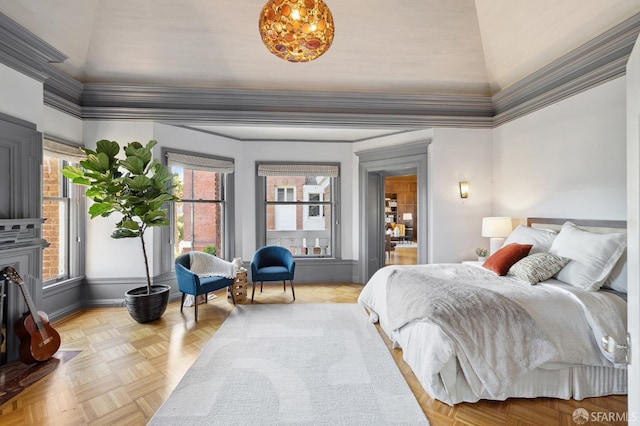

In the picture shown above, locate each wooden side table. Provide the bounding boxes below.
[228,268,248,304]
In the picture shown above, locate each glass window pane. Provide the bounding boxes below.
[42,200,68,280]
[43,156,62,197]
[174,201,224,258]
[178,168,222,201]
[171,162,227,261]
[266,176,331,201]
[266,204,331,257]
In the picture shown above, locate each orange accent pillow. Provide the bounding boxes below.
[483,243,533,276]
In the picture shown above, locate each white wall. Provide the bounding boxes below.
[0,64,43,126]
[493,77,627,221]
[43,105,83,142]
[82,121,155,279]
[428,128,493,263]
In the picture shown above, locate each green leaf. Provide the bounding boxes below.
[126,175,153,191]
[120,156,145,175]
[80,156,102,172]
[150,163,173,185]
[88,202,115,218]
[72,177,91,186]
[85,186,105,198]
[150,193,176,210]
[61,166,84,180]
[96,140,120,159]
[143,210,167,223]
[124,145,152,166]
[121,219,140,231]
[111,229,138,239]
[96,152,110,172]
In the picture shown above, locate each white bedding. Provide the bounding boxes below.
[358,263,628,405]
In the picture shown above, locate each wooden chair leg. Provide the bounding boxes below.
[180,293,186,312]
[290,280,295,301]
[283,280,286,291]
[260,282,263,293]
[194,299,198,322]
[251,282,256,302]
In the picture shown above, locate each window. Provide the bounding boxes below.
[42,139,84,286]
[257,162,340,257]
[308,193,321,217]
[166,151,234,260]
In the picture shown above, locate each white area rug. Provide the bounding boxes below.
[150,303,429,425]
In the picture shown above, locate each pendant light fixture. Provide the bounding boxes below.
[259,0,334,62]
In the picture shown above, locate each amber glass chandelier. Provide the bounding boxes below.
[259,0,334,62]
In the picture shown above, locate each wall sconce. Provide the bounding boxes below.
[459,181,469,198]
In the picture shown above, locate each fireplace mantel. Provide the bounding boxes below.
[0,218,47,248]
[0,114,45,364]
[0,218,49,364]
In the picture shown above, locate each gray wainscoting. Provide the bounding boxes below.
[55,258,360,318]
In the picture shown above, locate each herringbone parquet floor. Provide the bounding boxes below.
[0,282,628,425]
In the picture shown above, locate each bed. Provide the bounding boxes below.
[358,218,628,405]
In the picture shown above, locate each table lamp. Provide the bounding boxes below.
[481,217,512,255]
[402,213,413,228]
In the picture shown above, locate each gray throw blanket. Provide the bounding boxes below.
[386,269,558,397]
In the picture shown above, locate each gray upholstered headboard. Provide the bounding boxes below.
[526,217,626,235]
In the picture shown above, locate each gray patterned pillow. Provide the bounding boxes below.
[508,253,570,285]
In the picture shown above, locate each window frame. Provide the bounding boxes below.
[42,137,86,289]
[255,161,340,259]
[161,148,235,271]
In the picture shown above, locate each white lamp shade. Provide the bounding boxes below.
[402,213,413,221]
[481,217,512,238]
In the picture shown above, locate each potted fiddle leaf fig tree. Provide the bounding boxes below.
[62,139,178,323]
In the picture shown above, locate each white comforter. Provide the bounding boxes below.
[358,264,627,402]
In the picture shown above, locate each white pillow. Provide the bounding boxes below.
[502,224,557,254]
[603,249,627,293]
[549,222,626,291]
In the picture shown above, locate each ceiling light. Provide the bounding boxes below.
[259,0,335,62]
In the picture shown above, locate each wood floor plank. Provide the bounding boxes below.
[0,283,628,425]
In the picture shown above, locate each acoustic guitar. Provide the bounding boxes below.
[3,266,61,364]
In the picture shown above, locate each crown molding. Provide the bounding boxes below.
[0,12,67,82]
[79,86,494,128]
[44,90,83,118]
[493,12,640,126]
[80,105,494,129]
[493,56,627,126]
[1,11,639,129]
[43,66,84,105]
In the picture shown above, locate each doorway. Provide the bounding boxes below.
[356,141,429,283]
[384,175,418,266]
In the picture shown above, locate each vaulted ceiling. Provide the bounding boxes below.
[2,0,640,140]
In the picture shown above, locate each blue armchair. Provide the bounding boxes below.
[175,253,235,321]
[250,246,296,302]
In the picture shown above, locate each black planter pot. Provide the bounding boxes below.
[124,284,171,323]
